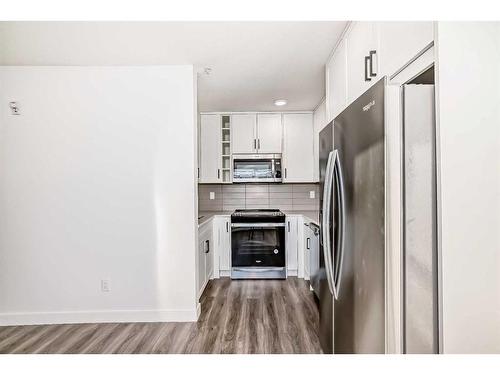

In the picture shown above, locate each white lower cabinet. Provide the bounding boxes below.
[213,216,231,277]
[285,215,299,274]
[206,214,316,281]
[303,223,313,281]
[197,221,213,298]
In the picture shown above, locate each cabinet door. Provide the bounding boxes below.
[256,113,282,153]
[199,114,221,183]
[205,235,213,281]
[286,216,298,271]
[377,22,434,78]
[304,225,312,280]
[197,237,207,297]
[326,38,348,122]
[219,217,231,271]
[283,113,314,182]
[346,22,379,105]
[231,114,257,154]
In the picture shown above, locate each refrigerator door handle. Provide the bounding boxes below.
[322,150,337,297]
[333,150,346,298]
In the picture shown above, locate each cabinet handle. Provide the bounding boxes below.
[364,55,371,82]
[306,237,311,250]
[217,169,220,179]
[253,139,257,150]
[369,50,377,78]
[205,239,210,253]
[257,139,260,149]
[284,168,287,179]
[226,221,229,232]
[287,221,290,232]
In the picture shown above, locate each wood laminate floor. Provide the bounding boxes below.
[0,278,322,354]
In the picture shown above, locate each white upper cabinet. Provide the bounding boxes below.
[346,21,379,105]
[283,113,314,182]
[231,114,257,154]
[313,100,326,182]
[377,22,434,79]
[256,113,282,154]
[199,114,221,183]
[326,38,347,122]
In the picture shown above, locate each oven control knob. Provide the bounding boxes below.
[273,249,279,254]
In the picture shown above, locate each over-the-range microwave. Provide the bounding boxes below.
[232,153,282,183]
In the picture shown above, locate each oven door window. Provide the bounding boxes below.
[232,226,285,267]
[233,160,273,180]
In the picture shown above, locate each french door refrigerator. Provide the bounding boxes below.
[319,78,386,354]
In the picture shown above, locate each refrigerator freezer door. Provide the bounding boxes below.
[403,84,438,354]
[333,78,386,354]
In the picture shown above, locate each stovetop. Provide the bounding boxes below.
[231,209,285,217]
[231,209,285,223]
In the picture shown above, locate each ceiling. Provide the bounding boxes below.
[0,22,347,111]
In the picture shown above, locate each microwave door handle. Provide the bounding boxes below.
[321,151,335,296]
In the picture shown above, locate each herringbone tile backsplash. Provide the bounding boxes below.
[198,183,319,212]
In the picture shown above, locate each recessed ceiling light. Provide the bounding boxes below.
[274,99,287,106]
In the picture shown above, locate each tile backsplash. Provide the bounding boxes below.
[199,183,319,212]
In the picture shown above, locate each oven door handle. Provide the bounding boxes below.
[231,223,286,228]
[232,267,285,273]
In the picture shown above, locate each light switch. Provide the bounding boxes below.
[209,192,215,200]
[309,190,315,199]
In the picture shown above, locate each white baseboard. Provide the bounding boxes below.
[0,308,199,327]
[287,269,298,277]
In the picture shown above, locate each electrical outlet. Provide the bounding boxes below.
[309,190,315,199]
[209,192,215,200]
[9,102,20,115]
[101,279,110,293]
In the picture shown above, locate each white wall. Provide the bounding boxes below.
[313,99,327,182]
[0,66,199,325]
[435,22,500,353]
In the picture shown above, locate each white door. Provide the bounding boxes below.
[256,113,282,153]
[219,217,231,271]
[231,114,257,154]
[199,114,221,183]
[377,22,433,78]
[326,38,348,122]
[346,21,379,105]
[283,113,314,182]
[286,216,298,272]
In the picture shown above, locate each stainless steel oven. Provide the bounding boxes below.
[231,209,286,279]
[232,154,282,183]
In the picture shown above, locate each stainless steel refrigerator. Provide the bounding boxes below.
[318,78,386,354]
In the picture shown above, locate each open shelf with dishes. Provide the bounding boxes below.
[221,115,232,183]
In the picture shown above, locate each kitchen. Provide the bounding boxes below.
[0,20,499,357]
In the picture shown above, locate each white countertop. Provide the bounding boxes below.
[198,211,232,226]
